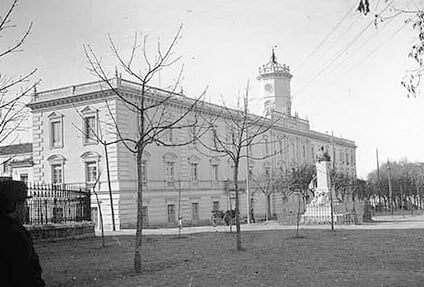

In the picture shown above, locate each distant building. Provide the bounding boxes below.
[0,143,33,184]
[22,52,356,230]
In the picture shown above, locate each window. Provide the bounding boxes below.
[188,155,200,183]
[210,126,218,147]
[346,152,349,165]
[20,173,28,185]
[264,138,270,155]
[212,201,220,212]
[48,154,66,185]
[212,164,218,182]
[311,147,315,161]
[164,130,173,144]
[192,203,199,221]
[52,164,63,184]
[163,152,177,187]
[165,161,175,185]
[302,145,306,158]
[290,143,295,161]
[340,151,344,164]
[190,163,198,181]
[141,161,147,184]
[84,116,96,144]
[191,126,197,146]
[51,120,62,148]
[226,129,235,149]
[86,162,97,184]
[2,162,8,174]
[48,112,64,148]
[167,204,175,224]
[351,153,354,165]
[142,206,148,228]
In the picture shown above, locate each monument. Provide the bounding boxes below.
[301,146,369,225]
[310,146,332,206]
[302,146,336,224]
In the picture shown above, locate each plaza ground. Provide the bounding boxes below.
[37,215,424,286]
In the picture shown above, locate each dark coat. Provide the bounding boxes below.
[0,214,45,287]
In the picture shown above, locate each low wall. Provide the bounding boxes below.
[26,221,95,242]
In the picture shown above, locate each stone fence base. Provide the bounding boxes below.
[26,221,95,242]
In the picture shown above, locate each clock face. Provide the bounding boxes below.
[264,83,273,92]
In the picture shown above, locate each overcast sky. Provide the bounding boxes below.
[2,0,424,179]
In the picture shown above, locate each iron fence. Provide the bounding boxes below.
[24,183,91,225]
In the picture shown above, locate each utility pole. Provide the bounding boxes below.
[177,173,182,238]
[387,159,393,217]
[330,131,335,232]
[376,148,380,209]
[244,86,250,225]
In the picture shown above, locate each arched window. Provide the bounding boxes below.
[80,151,101,187]
[80,106,98,145]
[188,155,201,182]
[48,112,64,149]
[163,152,177,187]
[47,154,66,184]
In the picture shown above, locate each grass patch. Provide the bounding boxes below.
[37,229,424,286]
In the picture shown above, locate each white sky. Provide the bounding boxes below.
[2,0,424,179]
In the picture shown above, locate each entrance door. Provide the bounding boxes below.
[167,204,176,225]
[91,207,98,230]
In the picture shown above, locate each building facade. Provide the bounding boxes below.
[26,53,357,230]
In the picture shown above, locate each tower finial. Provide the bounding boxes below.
[115,66,119,78]
[271,47,277,64]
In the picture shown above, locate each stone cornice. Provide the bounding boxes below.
[27,90,115,111]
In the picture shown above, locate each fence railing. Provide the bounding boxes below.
[24,183,91,225]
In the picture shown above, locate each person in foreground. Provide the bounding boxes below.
[0,181,46,287]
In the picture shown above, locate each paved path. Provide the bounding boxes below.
[96,214,424,237]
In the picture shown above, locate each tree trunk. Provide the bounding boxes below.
[104,143,116,231]
[234,162,242,250]
[134,149,144,273]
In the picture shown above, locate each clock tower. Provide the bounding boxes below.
[257,49,293,116]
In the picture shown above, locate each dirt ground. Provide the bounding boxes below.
[37,217,424,287]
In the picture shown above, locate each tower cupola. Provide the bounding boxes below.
[257,49,293,116]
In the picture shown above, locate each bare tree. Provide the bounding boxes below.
[357,0,424,97]
[0,0,38,144]
[250,169,289,221]
[84,25,205,273]
[251,164,315,221]
[197,82,280,250]
[72,103,120,231]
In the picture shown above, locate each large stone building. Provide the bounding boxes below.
[25,52,357,230]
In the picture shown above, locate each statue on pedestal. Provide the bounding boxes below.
[309,146,332,206]
[316,146,331,162]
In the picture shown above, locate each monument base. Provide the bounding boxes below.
[302,203,357,225]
